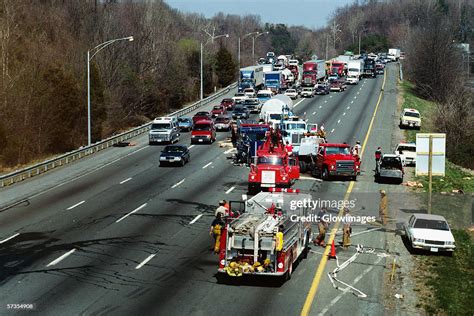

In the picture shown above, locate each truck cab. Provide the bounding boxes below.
[314,143,360,180]
[248,130,300,194]
[280,118,317,153]
[191,119,216,144]
[148,117,180,145]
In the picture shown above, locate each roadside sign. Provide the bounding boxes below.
[416,133,446,176]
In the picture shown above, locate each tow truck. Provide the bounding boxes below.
[234,121,270,165]
[217,188,312,281]
[248,130,300,194]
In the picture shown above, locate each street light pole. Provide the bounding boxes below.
[252,32,269,64]
[87,36,133,146]
[200,33,229,101]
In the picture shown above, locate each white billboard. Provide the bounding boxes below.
[416,133,446,176]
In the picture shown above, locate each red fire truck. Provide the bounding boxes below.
[217,188,312,281]
[247,130,300,194]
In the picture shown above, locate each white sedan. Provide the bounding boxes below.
[404,213,455,255]
[284,89,298,100]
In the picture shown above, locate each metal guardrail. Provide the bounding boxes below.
[0,82,238,187]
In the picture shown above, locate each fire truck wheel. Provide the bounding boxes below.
[322,167,329,180]
[299,161,307,173]
[302,232,310,259]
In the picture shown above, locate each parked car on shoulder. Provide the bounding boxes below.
[400,108,421,129]
[404,214,455,255]
[394,142,416,166]
[214,115,232,131]
[284,88,298,100]
[159,145,190,167]
[375,154,404,183]
[177,117,193,132]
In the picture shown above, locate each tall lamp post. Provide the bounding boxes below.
[201,33,229,100]
[87,36,133,146]
[238,31,259,70]
[252,31,269,64]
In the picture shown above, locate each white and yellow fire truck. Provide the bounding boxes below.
[217,188,312,281]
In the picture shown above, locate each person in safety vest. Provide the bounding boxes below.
[314,207,329,247]
[210,213,224,253]
[342,207,352,249]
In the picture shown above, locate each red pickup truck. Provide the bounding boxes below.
[312,143,360,181]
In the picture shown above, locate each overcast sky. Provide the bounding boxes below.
[164,0,355,29]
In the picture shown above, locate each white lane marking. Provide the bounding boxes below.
[189,145,195,149]
[66,200,85,210]
[116,203,147,223]
[0,233,20,244]
[299,176,322,181]
[242,194,248,201]
[329,95,333,98]
[351,227,382,237]
[357,92,360,95]
[135,254,157,270]
[202,162,213,169]
[343,112,346,116]
[330,128,335,133]
[351,101,354,104]
[46,249,76,267]
[319,105,323,108]
[120,177,132,184]
[189,214,203,224]
[225,186,235,194]
[224,148,235,154]
[293,99,305,108]
[359,87,362,91]
[337,119,341,124]
[171,179,185,188]
[347,106,350,109]
[319,256,383,315]
[312,112,316,115]
[20,145,150,203]
[353,96,357,99]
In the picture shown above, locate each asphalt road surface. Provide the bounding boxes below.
[0,64,401,315]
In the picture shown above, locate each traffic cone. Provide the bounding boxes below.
[328,240,337,259]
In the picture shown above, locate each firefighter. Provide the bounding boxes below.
[317,125,327,140]
[379,190,388,225]
[231,123,238,147]
[215,200,227,217]
[342,207,352,249]
[353,141,361,156]
[270,129,279,150]
[314,207,329,247]
[210,212,224,253]
[375,147,382,173]
[285,141,293,156]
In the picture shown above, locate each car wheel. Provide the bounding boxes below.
[285,254,293,281]
[181,160,185,167]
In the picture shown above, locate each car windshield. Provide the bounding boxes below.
[163,146,185,153]
[325,147,350,155]
[286,90,296,93]
[244,100,259,105]
[234,107,245,112]
[381,157,402,168]
[151,123,171,130]
[404,112,420,118]
[193,124,210,131]
[266,80,279,84]
[414,219,449,231]
[222,99,232,103]
[303,71,314,75]
[213,106,223,110]
[178,118,189,123]
[195,112,209,116]
[303,88,312,92]
[398,146,416,152]
[285,123,306,130]
[257,156,283,165]
[348,68,358,72]
[257,94,271,98]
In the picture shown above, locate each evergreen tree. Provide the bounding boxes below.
[215,46,236,87]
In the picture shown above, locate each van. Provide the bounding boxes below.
[191,119,216,144]
[149,117,180,145]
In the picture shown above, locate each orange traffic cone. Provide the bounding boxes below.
[328,240,337,259]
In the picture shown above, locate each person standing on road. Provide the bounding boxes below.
[215,200,227,217]
[210,213,225,253]
[342,207,352,249]
[285,141,293,156]
[379,190,388,225]
[375,147,382,173]
[314,207,329,247]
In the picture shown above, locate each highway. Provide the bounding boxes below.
[0,64,399,315]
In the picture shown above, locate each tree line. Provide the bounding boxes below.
[0,0,472,169]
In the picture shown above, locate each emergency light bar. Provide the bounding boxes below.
[269,188,300,193]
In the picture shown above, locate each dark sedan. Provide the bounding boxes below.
[232,106,250,120]
[159,145,190,167]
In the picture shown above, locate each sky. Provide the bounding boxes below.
[163,0,355,29]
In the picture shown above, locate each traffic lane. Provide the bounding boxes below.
[308,70,394,315]
[0,147,249,313]
[0,122,233,236]
[0,86,239,210]
[0,132,235,282]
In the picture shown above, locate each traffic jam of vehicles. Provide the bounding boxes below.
[147,48,444,281]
